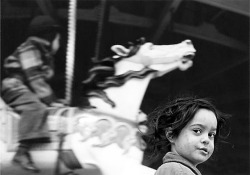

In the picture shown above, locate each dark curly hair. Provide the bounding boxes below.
[143,96,230,160]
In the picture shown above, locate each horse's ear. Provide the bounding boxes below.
[111,45,130,57]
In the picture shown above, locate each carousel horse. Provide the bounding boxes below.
[1,38,196,175]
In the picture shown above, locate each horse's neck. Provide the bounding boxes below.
[114,59,145,75]
[89,60,153,122]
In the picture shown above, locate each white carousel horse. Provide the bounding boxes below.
[1,38,196,175]
[60,38,196,175]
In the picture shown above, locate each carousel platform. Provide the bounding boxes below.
[0,102,98,175]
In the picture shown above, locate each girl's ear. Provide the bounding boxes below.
[165,127,174,143]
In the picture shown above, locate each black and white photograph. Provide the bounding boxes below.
[1,0,249,175]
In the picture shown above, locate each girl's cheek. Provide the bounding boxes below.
[209,143,215,154]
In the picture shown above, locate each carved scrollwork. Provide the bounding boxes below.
[74,114,146,154]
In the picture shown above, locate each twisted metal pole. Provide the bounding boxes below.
[65,0,77,105]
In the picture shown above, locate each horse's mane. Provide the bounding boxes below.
[81,38,157,107]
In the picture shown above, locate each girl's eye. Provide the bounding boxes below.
[209,132,216,138]
[193,129,202,134]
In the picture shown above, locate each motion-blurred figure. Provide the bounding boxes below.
[1,15,67,173]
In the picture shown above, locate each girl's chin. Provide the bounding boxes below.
[193,156,210,165]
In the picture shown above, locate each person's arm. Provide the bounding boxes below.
[18,45,68,106]
[18,47,56,105]
[29,77,68,107]
[29,77,55,105]
[155,162,196,175]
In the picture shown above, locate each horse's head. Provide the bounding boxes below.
[111,39,196,74]
[82,38,196,122]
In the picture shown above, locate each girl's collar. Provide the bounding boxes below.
[163,152,202,175]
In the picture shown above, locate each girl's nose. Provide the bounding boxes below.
[201,136,209,145]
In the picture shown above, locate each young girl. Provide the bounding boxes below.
[144,96,229,175]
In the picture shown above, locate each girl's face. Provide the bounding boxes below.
[171,108,217,166]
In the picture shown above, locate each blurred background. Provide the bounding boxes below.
[1,0,249,174]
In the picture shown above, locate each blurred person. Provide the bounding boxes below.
[1,15,67,172]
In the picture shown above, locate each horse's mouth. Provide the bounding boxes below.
[182,52,195,63]
[184,52,195,59]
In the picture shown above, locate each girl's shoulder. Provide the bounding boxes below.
[155,162,196,175]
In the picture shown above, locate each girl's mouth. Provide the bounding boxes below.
[199,148,209,155]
